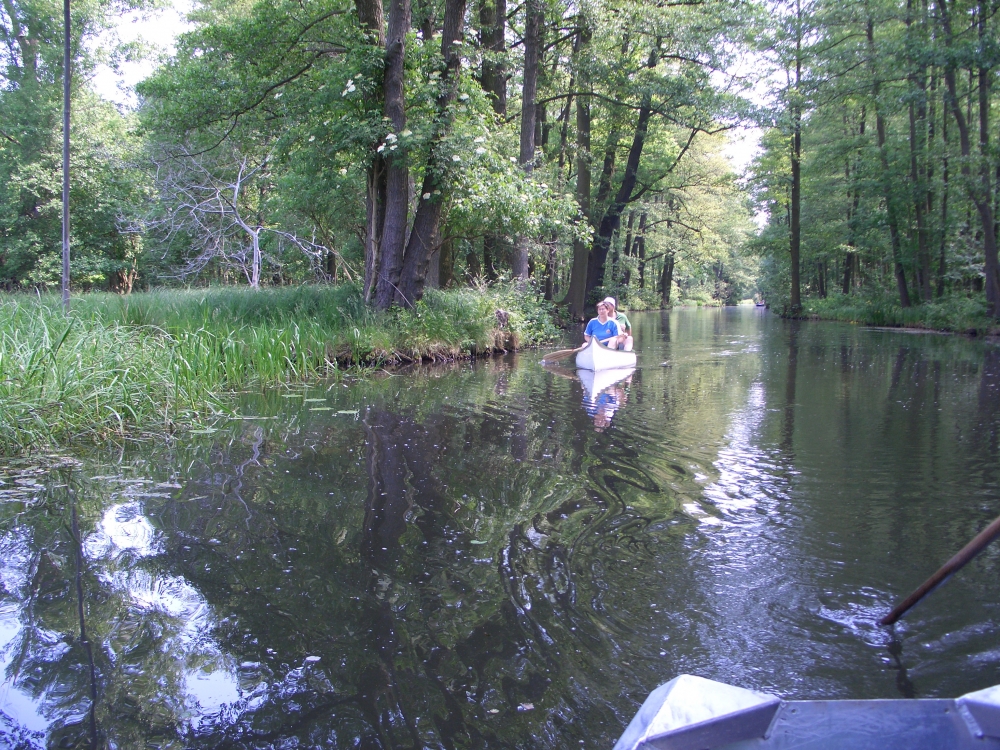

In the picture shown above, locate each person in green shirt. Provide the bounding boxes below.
[603,297,633,351]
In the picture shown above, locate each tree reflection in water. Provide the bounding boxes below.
[2,312,999,748]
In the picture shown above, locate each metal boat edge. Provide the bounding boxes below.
[614,674,1000,749]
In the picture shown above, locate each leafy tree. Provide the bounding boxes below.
[0,0,154,291]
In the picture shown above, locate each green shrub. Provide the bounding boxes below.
[802,293,994,333]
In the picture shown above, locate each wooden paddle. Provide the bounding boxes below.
[541,345,584,363]
[880,511,1000,626]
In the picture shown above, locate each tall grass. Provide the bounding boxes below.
[0,284,559,455]
[802,293,997,334]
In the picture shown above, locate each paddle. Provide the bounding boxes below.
[880,511,1000,626]
[541,345,584,364]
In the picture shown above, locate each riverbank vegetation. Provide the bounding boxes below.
[5,0,1000,392]
[0,285,557,455]
[751,0,1000,331]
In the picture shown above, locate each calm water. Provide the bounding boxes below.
[1,308,999,748]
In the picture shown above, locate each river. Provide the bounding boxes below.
[1,307,998,748]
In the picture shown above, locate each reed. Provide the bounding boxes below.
[0,284,558,455]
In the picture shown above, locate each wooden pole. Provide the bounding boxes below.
[61,0,71,312]
[880,512,1000,626]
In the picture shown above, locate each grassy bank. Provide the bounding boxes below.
[799,294,1000,334]
[0,284,559,455]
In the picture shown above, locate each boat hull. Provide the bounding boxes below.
[575,337,636,371]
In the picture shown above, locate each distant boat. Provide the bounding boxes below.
[575,337,637,371]
[755,301,767,307]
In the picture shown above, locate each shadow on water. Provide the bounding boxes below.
[1,309,999,747]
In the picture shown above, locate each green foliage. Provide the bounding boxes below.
[1,0,761,307]
[0,285,560,454]
[0,0,154,291]
[750,0,1000,318]
[802,293,995,333]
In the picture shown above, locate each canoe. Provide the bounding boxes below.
[575,336,636,371]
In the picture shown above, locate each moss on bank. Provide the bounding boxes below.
[0,284,559,455]
[798,294,1000,335]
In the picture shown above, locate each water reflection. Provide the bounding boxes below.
[0,310,999,747]
[578,367,635,432]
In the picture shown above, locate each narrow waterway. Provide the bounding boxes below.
[1,307,998,748]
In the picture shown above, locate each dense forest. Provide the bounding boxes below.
[0,0,759,315]
[2,0,999,322]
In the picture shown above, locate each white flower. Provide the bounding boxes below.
[308,135,315,142]
[509,156,517,162]
[475,147,486,155]
[474,136,485,143]
[385,133,397,142]
[377,144,386,152]
[401,129,413,137]
[347,84,356,92]
[452,155,461,162]
[423,193,431,200]
[459,93,470,101]
[339,168,348,175]
[274,92,283,99]
[389,144,397,150]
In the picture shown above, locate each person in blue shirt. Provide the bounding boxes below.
[583,301,621,346]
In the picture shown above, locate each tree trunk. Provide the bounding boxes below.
[543,243,556,300]
[906,0,932,301]
[636,211,647,286]
[512,0,543,280]
[938,82,949,298]
[562,27,592,321]
[586,95,653,297]
[466,241,482,280]
[585,47,657,299]
[395,0,468,305]
[478,0,506,283]
[354,0,385,42]
[867,18,912,308]
[623,211,635,258]
[660,253,674,306]
[250,229,261,288]
[363,161,386,300]
[940,0,1000,316]
[843,109,864,294]
[355,0,386,302]
[372,0,412,309]
[789,3,802,313]
[478,0,506,115]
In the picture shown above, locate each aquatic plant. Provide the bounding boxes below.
[0,285,559,455]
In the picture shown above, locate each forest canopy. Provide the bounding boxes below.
[3,0,1000,323]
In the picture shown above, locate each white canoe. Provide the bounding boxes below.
[575,336,637,371]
